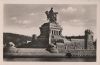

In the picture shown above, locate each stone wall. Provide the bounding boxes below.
[4,48,96,58]
[67,39,85,50]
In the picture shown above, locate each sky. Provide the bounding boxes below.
[4,4,97,38]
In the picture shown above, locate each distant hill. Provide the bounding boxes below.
[3,33,32,48]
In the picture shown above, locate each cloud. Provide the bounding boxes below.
[70,19,81,23]
[22,20,31,24]
[61,7,77,13]
[60,6,86,14]
[61,19,84,27]
[70,19,85,26]
[29,13,35,16]
[11,19,31,25]
[17,20,31,25]
[80,8,86,13]
[10,17,17,20]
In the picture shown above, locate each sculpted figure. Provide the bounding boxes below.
[45,8,58,22]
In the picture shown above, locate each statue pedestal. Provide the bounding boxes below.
[46,44,58,53]
[49,47,58,53]
[4,42,17,53]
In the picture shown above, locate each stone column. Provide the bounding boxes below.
[59,31,60,35]
[57,31,59,35]
[52,30,53,35]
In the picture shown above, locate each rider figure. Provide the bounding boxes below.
[45,7,58,22]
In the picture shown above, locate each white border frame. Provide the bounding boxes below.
[0,0,99,65]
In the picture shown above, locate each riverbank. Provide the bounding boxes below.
[4,57,96,62]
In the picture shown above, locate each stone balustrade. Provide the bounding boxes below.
[66,49,96,57]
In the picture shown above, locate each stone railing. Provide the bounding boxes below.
[66,49,96,57]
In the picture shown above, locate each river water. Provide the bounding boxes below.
[4,57,96,62]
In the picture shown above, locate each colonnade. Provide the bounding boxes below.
[51,30,61,35]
